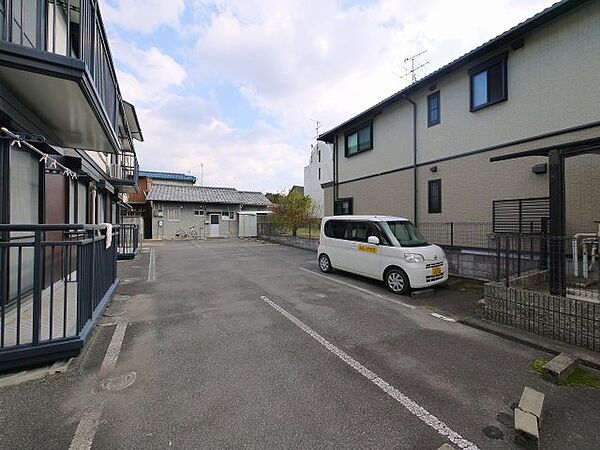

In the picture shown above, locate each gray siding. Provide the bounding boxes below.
[151,202,267,239]
[333,1,600,182]
[326,1,600,237]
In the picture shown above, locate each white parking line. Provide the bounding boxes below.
[430,313,456,323]
[68,400,104,450]
[298,267,416,310]
[259,295,479,450]
[69,322,128,450]
[99,322,128,377]
[147,248,156,282]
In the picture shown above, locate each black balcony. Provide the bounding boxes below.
[109,149,139,193]
[0,223,120,371]
[0,1,125,154]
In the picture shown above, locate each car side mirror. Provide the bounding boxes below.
[367,236,380,245]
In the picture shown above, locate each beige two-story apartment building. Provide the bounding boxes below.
[319,0,600,239]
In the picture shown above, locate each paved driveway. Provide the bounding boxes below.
[1,239,599,449]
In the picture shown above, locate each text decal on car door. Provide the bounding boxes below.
[358,245,378,254]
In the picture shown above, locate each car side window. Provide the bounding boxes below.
[369,223,390,246]
[324,220,347,239]
[345,221,370,242]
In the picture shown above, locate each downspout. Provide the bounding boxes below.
[333,135,339,211]
[403,95,418,226]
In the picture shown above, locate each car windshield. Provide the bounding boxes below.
[384,221,428,247]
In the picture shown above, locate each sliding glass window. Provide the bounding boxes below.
[345,122,373,157]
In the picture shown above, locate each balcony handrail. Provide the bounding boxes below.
[0,224,121,232]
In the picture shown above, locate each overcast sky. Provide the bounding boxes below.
[99,0,556,192]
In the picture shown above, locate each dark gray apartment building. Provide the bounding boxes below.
[0,0,142,370]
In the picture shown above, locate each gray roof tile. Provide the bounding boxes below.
[146,184,270,206]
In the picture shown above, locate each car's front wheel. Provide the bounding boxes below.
[385,268,410,294]
[319,254,333,273]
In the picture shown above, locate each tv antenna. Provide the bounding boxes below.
[397,50,429,84]
[311,119,322,140]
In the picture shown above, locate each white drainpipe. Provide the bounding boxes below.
[573,232,600,277]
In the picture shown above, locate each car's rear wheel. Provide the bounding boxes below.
[385,268,410,294]
[319,254,333,273]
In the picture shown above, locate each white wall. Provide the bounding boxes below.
[303,141,333,217]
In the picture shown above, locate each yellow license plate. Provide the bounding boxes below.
[357,245,378,254]
[431,266,443,276]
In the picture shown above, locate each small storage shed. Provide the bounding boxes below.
[239,211,271,237]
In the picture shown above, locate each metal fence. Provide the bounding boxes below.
[419,222,493,249]
[117,224,139,260]
[257,218,321,240]
[0,224,120,370]
[492,233,600,301]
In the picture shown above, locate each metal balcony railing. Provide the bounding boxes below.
[120,149,138,183]
[117,224,139,260]
[110,150,138,186]
[0,0,119,130]
[0,223,120,370]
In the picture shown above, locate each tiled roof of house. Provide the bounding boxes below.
[139,170,197,183]
[146,184,270,206]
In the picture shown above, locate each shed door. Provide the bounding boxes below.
[209,214,220,237]
[239,214,257,237]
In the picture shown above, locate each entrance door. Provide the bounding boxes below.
[209,214,220,237]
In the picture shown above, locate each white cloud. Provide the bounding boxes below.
[101,0,557,191]
[134,94,305,192]
[192,0,556,135]
[111,41,187,105]
[100,0,186,34]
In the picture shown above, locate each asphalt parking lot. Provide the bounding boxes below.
[1,238,599,449]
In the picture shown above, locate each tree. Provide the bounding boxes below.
[272,189,314,237]
[265,192,284,204]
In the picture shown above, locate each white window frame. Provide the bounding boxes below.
[221,211,236,220]
[166,207,181,222]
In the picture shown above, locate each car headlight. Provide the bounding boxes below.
[404,253,424,263]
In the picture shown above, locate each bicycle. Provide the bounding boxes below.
[174,226,200,239]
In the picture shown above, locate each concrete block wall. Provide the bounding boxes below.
[258,235,318,252]
[482,282,600,352]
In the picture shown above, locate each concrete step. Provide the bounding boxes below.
[542,353,578,383]
[514,408,540,449]
[518,386,545,418]
[514,386,545,449]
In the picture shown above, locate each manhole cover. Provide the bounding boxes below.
[483,425,504,440]
[101,371,136,391]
